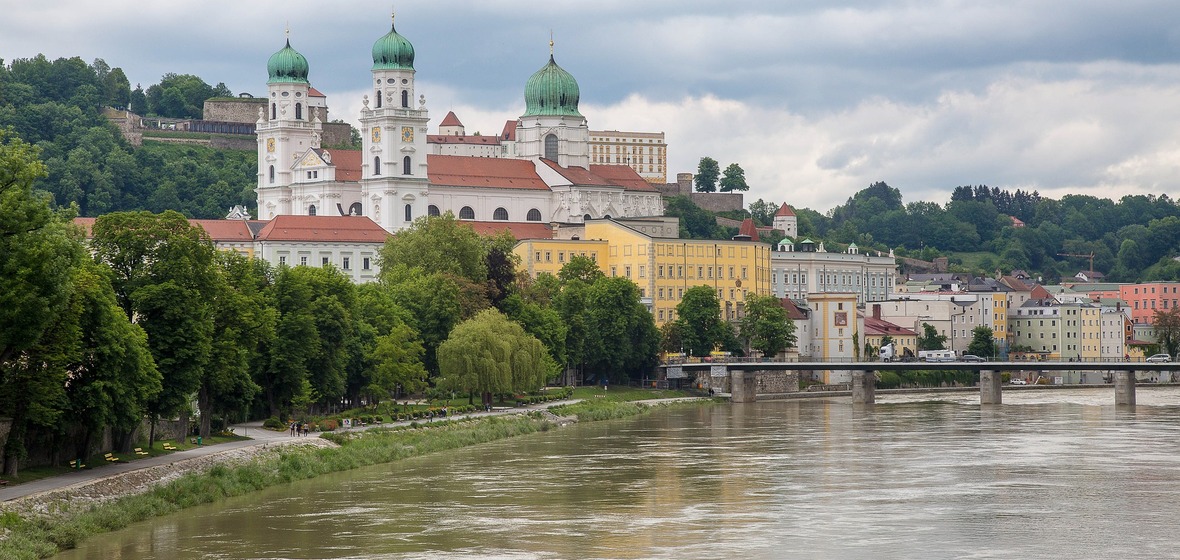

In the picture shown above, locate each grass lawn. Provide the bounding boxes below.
[570,385,694,402]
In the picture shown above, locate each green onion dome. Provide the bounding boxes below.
[523,55,582,118]
[267,39,310,84]
[372,21,415,70]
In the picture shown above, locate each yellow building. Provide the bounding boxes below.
[514,219,773,326]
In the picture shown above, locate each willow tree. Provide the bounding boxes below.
[437,309,548,407]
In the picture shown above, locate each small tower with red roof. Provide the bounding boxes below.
[773,202,797,238]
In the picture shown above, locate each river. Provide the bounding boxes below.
[58,387,1180,559]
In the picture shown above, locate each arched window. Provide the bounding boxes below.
[268,165,275,184]
[428,205,440,217]
[348,202,362,216]
[583,214,592,221]
[375,90,382,108]
[308,204,317,216]
[526,208,542,221]
[544,134,559,160]
[459,206,475,220]
[405,204,413,222]
[603,214,612,220]
[295,103,302,120]
[403,155,411,175]
[374,156,381,175]
[402,90,409,108]
[271,103,276,119]
[493,207,508,221]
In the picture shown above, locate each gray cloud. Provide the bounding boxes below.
[4,0,1180,212]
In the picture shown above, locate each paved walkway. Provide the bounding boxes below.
[0,399,605,503]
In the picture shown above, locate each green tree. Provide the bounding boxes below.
[719,162,749,192]
[437,309,549,407]
[676,286,726,357]
[383,265,465,375]
[64,260,161,456]
[917,323,947,351]
[748,199,779,227]
[694,157,719,193]
[966,326,997,358]
[379,212,489,288]
[258,265,319,418]
[1152,307,1180,358]
[0,132,86,475]
[739,294,795,358]
[664,195,722,239]
[558,254,605,284]
[583,277,659,383]
[90,211,218,445]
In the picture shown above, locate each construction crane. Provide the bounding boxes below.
[1058,251,1095,273]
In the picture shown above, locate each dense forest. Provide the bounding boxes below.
[0,55,256,219]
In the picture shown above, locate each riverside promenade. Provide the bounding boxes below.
[0,400,599,504]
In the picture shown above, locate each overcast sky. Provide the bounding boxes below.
[5,0,1180,213]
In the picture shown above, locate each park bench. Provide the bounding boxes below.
[104,453,119,463]
[162,443,177,451]
[134,447,149,456]
[0,479,8,486]
[69,459,85,468]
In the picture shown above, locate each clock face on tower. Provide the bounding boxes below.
[402,126,414,143]
[266,138,275,153]
[371,127,381,143]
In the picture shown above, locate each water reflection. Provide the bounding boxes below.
[58,388,1180,559]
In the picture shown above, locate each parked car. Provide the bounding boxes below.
[960,354,985,362]
[1010,379,1028,385]
[1146,353,1171,363]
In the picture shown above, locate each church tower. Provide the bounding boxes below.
[773,203,798,239]
[515,41,589,170]
[359,14,430,232]
[256,34,322,219]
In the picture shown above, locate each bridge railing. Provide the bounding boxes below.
[659,356,1157,366]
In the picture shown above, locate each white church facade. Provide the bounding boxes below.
[255,16,664,234]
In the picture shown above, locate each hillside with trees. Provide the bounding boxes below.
[0,55,256,219]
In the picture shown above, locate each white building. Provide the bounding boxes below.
[771,238,897,306]
[257,17,664,236]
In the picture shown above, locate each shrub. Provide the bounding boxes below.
[262,417,285,430]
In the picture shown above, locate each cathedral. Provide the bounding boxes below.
[255,15,665,234]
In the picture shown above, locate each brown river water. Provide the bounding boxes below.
[57,387,1180,559]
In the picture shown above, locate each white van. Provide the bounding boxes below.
[918,350,955,362]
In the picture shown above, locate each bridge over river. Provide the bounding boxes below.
[664,360,1180,406]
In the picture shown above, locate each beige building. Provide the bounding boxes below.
[589,130,667,183]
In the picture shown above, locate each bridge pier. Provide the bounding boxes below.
[980,370,1002,405]
[852,370,875,404]
[1115,371,1136,406]
[731,370,757,403]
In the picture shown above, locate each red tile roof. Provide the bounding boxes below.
[325,149,362,181]
[427,155,551,190]
[461,221,554,240]
[427,135,501,145]
[738,218,758,238]
[589,164,660,192]
[863,315,917,337]
[500,120,518,141]
[191,219,255,242]
[779,297,809,320]
[440,111,463,127]
[255,215,390,243]
[308,86,326,98]
[775,203,795,217]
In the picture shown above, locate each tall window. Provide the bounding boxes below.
[404,204,412,222]
[295,103,302,120]
[403,156,411,175]
[401,90,409,108]
[375,90,382,108]
[459,206,475,220]
[271,103,276,119]
[268,165,275,183]
[308,204,317,216]
[526,208,542,221]
[544,134,558,160]
[348,202,362,216]
[373,156,381,175]
[428,205,440,217]
[493,207,508,221]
